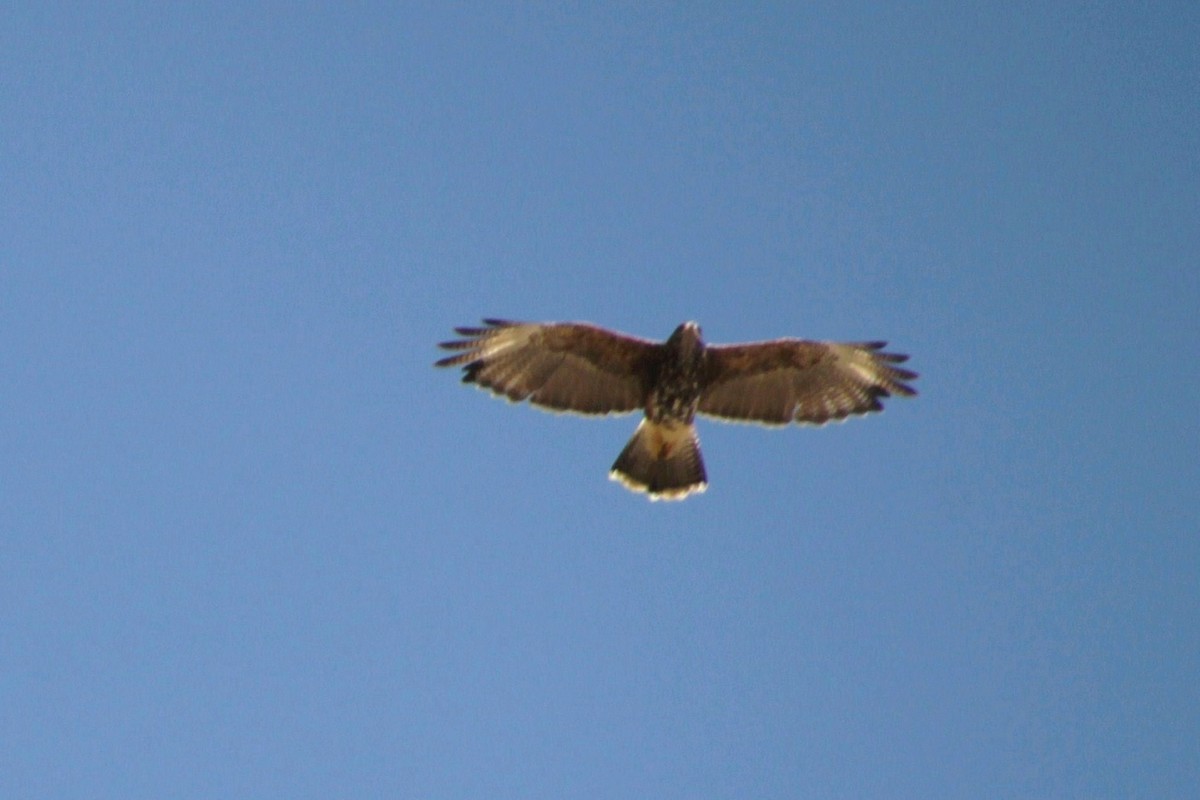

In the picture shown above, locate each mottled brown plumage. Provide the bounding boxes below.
[436,319,917,500]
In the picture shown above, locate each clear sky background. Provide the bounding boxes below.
[3,3,1197,798]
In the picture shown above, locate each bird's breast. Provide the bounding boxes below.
[647,363,702,424]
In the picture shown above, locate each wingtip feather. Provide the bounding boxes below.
[438,339,478,350]
[434,352,471,368]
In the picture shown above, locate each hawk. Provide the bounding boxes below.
[436,319,917,500]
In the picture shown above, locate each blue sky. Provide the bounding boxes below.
[2,3,1197,797]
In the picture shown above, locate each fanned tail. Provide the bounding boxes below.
[609,420,707,501]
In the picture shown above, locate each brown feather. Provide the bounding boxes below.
[434,320,660,415]
[699,339,918,426]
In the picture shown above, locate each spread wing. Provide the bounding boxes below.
[698,339,918,426]
[435,319,659,415]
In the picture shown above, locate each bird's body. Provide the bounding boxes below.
[645,322,705,424]
[436,319,917,500]
[609,322,707,497]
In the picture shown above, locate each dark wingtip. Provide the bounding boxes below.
[460,361,483,384]
[444,318,514,338]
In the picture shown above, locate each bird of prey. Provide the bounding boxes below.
[436,319,917,500]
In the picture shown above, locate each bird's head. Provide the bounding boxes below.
[668,321,704,358]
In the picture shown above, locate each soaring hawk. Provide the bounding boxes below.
[436,319,917,500]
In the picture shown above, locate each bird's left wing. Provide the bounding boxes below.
[436,319,659,415]
[698,339,917,426]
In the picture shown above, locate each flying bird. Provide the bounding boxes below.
[436,319,917,500]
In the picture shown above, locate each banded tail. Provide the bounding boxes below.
[609,420,707,501]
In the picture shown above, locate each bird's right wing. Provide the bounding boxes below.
[436,319,659,415]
